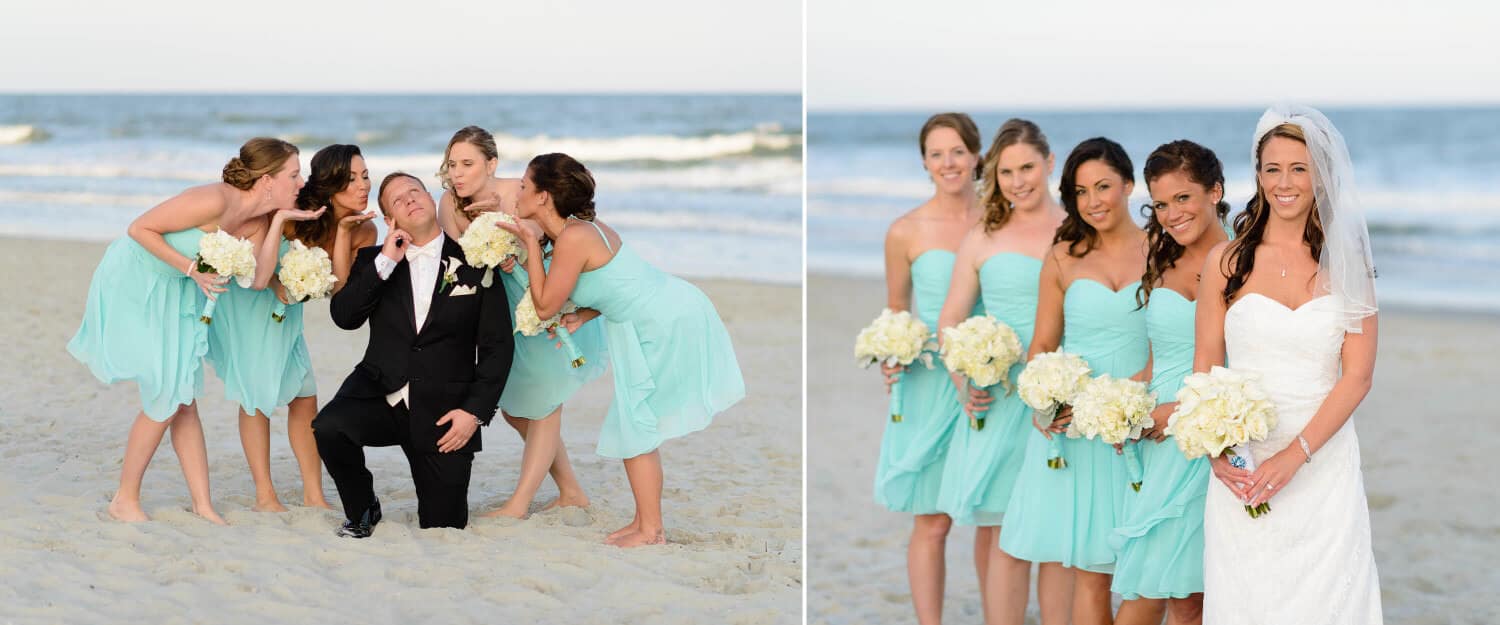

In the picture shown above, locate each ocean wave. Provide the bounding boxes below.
[0,125,49,145]
[218,112,298,125]
[0,163,209,182]
[0,154,803,196]
[605,209,801,238]
[0,190,165,207]
[488,129,800,162]
[364,155,803,195]
[0,189,800,238]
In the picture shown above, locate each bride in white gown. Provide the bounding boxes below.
[1192,105,1383,624]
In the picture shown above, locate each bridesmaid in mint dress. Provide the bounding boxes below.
[999,137,1161,625]
[434,126,605,519]
[872,113,985,625]
[499,152,744,548]
[933,119,1068,625]
[1109,140,1230,625]
[67,138,318,524]
[207,144,376,512]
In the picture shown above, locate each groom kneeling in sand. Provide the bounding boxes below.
[313,172,513,538]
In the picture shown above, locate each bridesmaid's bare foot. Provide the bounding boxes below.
[107,495,149,523]
[606,519,642,544]
[540,492,591,511]
[252,498,289,513]
[611,528,666,548]
[481,500,528,519]
[193,505,229,526]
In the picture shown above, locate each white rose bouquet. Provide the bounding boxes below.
[456,211,526,288]
[939,315,1023,430]
[195,229,257,324]
[1165,366,1279,517]
[1069,375,1157,491]
[514,291,587,368]
[1017,351,1092,468]
[272,239,338,322]
[854,308,936,423]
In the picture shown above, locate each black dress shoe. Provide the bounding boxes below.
[335,498,382,539]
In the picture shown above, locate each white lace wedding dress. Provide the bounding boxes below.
[1203,293,1383,624]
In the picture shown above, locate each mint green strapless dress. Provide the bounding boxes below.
[497,252,607,418]
[936,253,1040,526]
[1000,279,1147,573]
[204,237,316,416]
[67,229,211,421]
[566,221,745,459]
[1111,288,1208,598]
[873,250,979,514]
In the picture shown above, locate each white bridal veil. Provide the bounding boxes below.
[1252,104,1379,333]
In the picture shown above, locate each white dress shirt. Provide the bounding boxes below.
[373,232,445,408]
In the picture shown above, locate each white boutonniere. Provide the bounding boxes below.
[440,256,462,292]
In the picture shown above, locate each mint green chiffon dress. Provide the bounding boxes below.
[566,220,745,459]
[204,237,316,416]
[67,229,211,421]
[935,253,1041,526]
[1111,288,1208,598]
[1000,279,1147,573]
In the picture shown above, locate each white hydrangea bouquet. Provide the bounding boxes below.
[1017,351,1092,469]
[1069,375,1157,491]
[456,211,526,288]
[940,315,1023,430]
[195,229,257,324]
[270,239,338,322]
[1165,366,1279,517]
[514,291,587,368]
[854,308,936,423]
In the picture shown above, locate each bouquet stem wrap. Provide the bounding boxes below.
[553,323,586,368]
[967,380,986,431]
[1227,444,1272,518]
[1123,442,1143,491]
[1034,405,1065,469]
[888,374,904,423]
[197,258,220,324]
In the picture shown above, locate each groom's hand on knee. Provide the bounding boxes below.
[435,409,480,452]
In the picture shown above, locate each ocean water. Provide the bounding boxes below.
[0,94,802,284]
[808,107,1500,312]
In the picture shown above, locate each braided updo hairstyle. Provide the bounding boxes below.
[526,153,597,221]
[222,137,298,190]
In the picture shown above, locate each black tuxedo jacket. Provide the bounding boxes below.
[329,237,513,453]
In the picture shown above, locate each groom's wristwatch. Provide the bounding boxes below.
[471,413,485,428]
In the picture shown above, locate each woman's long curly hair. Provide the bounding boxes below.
[287,144,362,249]
[1054,137,1133,257]
[978,119,1050,233]
[1135,140,1230,307]
[1221,123,1325,305]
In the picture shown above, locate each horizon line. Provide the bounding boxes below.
[0,89,802,97]
[807,100,1500,114]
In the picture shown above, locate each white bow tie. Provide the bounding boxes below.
[405,241,440,262]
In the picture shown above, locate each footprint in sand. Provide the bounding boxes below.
[560,507,592,527]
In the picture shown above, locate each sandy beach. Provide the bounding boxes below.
[0,237,801,625]
[808,272,1500,625]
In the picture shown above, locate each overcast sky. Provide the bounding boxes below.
[809,0,1500,110]
[2,0,801,93]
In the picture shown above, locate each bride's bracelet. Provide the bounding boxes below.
[1296,435,1313,463]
